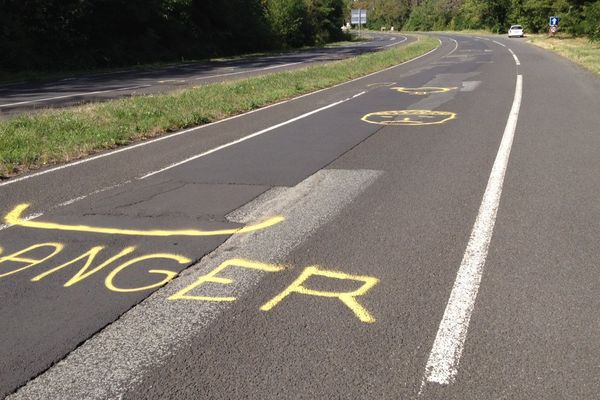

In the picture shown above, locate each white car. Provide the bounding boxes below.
[508,25,524,38]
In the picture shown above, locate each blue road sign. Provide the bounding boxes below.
[549,16,560,26]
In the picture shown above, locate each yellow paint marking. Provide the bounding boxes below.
[31,246,136,286]
[361,110,456,126]
[5,204,284,237]
[0,243,64,278]
[106,253,190,292]
[169,258,285,302]
[391,86,457,96]
[260,266,379,323]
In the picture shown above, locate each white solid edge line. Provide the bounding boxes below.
[0,85,151,108]
[193,62,302,80]
[381,36,408,48]
[422,74,523,387]
[0,63,302,108]
[445,38,459,56]
[0,37,441,188]
[507,48,521,65]
[140,91,367,179]
[1,63,303,107]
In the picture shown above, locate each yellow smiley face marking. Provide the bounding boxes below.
[391,87,457,96]
[361,110,457,126]
[4,203,284,237]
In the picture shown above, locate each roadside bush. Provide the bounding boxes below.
[0,0,347,73]
[267,0,310,48]
[584,1,600,41]
[403,0,443,31]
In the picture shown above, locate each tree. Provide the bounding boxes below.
[266,0,310,47]
[404,0,458,31]
[0,0,89,70]
[306,0,347,43]
[583,1,600,40]
[368,0,411,30]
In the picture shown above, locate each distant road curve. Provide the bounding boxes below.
[0,33,412,116]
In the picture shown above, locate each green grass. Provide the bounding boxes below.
[0,36,438,178]
[527,34,600,77]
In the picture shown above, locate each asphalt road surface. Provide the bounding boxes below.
[1,33,600,399]
[0,33,411,117]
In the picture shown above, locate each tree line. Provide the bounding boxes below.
[359,0,600,40]
[0,0,348,72]
[2,1,598,73]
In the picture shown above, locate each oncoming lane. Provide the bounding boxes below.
[0,34,411,116]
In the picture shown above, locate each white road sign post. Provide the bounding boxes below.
[351,9,367,36]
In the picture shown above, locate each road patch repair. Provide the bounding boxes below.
[5,169,382,399]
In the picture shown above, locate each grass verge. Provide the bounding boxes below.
[0,35,438,178]
[528,34,600,77]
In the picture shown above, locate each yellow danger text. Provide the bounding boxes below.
[169,258,285,302]
[260,266,379,323]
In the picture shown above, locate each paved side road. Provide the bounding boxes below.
[1,34,599,400]
[0,34,412,116]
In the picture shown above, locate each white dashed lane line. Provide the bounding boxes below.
[0,85,151,108]
[139,91,367,179]
[193,62,302,81]
[0,40,440,190]
[507,48,521,65]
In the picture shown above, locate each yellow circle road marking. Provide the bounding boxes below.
[4,204,284,237]
[361,110,456,126]
[391,87,457,96]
